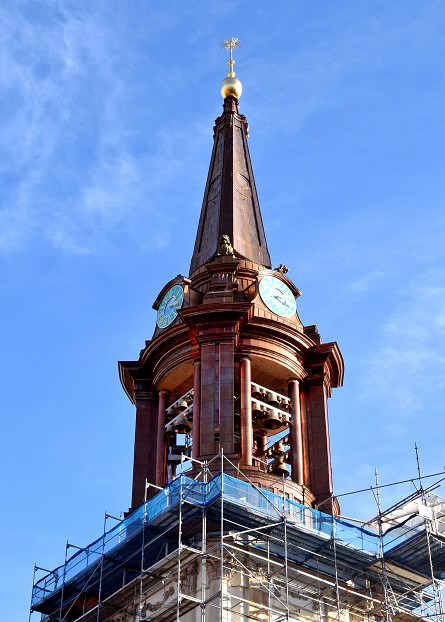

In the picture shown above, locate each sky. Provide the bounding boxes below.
[1,1,445,619]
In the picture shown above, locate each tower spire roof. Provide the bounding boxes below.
[189,41,271,275]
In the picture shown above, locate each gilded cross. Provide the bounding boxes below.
[222,37,240,77]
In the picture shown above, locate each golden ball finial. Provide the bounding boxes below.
[221,37,242,99]
[221,76,243,99]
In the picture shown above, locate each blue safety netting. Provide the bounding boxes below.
[32,473,422,608]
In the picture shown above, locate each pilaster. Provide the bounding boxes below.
[131,380,157,510]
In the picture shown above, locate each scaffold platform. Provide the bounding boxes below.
[31,464,445,622]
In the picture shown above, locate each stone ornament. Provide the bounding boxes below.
[216,234,234,256]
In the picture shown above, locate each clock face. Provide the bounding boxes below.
[259,276,296,318]
[156,285,184,329]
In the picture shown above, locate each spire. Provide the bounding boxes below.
[189,40,271,275]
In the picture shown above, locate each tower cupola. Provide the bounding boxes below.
[119,40,343,515]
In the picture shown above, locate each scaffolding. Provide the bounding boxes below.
[30,451,445,622]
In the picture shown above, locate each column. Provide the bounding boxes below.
[192,360,201,459]
[240,356,253,466]
[299,385,310,487]
[155,389,169,488]
[289,379,304,486]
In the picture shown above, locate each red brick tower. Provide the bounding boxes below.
[119,47,343,515]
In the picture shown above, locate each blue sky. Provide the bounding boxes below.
[1,1,445,618]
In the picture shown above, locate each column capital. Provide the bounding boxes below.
[134,392,154,401]
[134,380,154,401]
[306,341,344,388]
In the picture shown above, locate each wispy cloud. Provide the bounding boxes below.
[345,269,390,293]
[0,4,99,253]
[362,269,445,423]
[0,3,210,257]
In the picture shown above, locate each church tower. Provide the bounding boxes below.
[33,41,443,622]
[119,39,343,518]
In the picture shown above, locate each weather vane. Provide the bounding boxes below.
[222,37,240,77]
[220,37,242,99]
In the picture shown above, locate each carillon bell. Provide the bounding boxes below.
[173,413,192,434]
[276,396,288,411]
[269,456,289,477]
[266,391,279,408]
[251,385,262,401]
[165,404,176,417]
[164,422,176,438]
[252,400,264,420]
[263,408,282,430]
[175,399,188,414]
[271,440,285,457]
[281,401,291,413]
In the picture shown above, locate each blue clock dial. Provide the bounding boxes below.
[259,276,296,318]
[156,285,184,329]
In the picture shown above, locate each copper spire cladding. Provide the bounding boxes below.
[189,43,271,275]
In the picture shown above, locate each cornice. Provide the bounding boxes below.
[246,314,316,352]
[152,348,194,389]
[120,303,343,403]
[118,361,153,405]
[306,341,345,390]
[139,323,190,368]
[238,342,307,379]
[179,302,252,326]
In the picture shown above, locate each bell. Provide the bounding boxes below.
[251,383,262,400]
[165,404,176,417]
[174,399,188,414]
[173,413,192,434]
[282,413,291,425]
[269,457,289,477]
[266,392,279,408]
[164,421,176,438]
[252,399,263,421]
[259,389,268,402]
[263,408,282,430]
[276,395,287,410]
[271,440,285,457]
